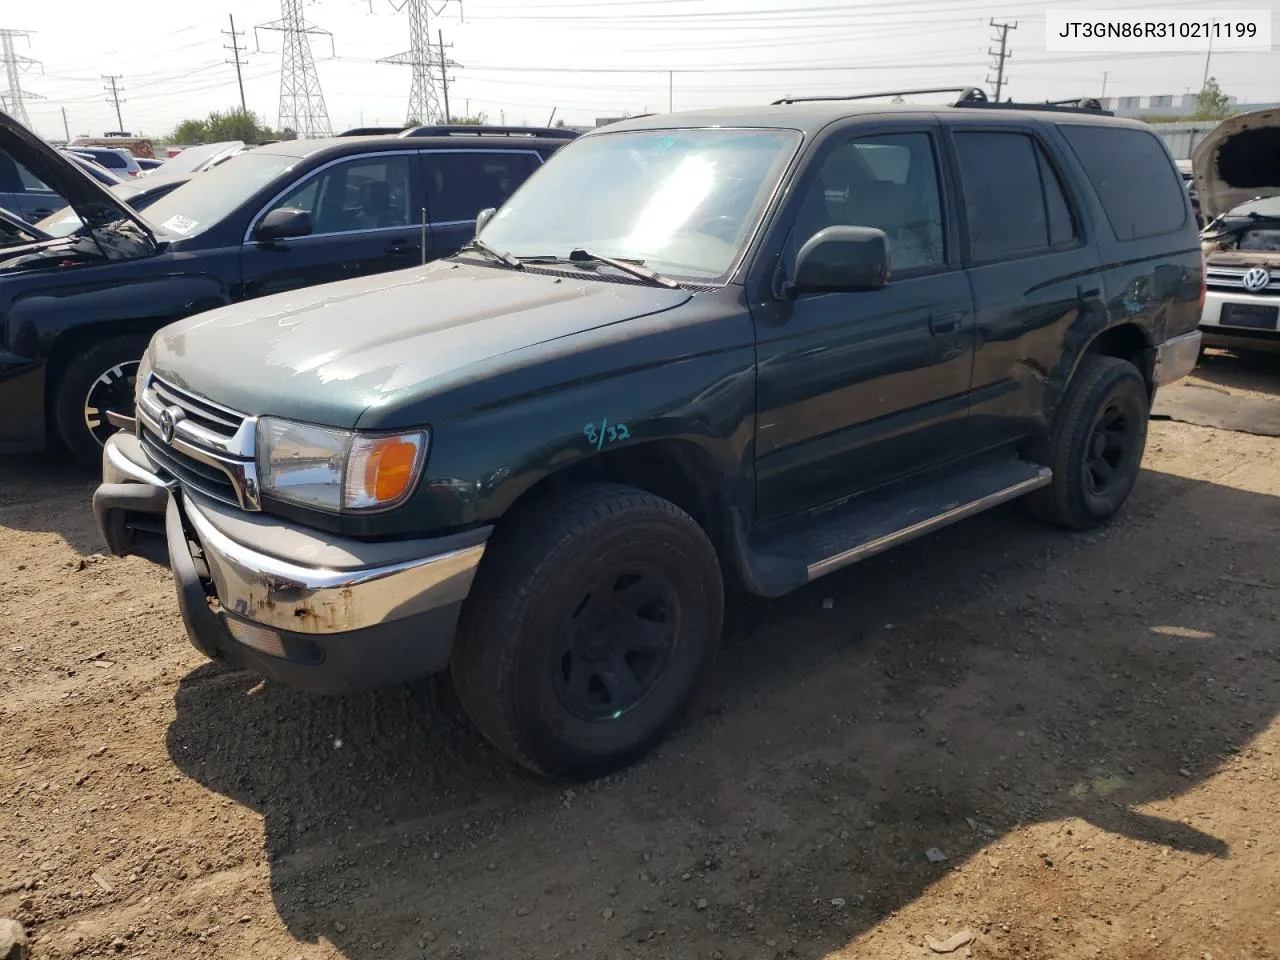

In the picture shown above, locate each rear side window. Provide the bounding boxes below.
[421,151,541,224]
[1058,125,1186,240]
[953,131,1078,261]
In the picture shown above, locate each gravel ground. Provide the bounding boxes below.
[2,357,1278,960]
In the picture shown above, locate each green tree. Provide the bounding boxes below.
[452,113,488,126]
[169,107,278,145]
[1195,77,1231,118]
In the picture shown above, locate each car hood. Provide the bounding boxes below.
[1192,107,1280,219]
[0,110,155,240]
[149,261,694,428]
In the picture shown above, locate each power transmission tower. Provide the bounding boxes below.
[256,0,334,138]
[103,74,125,132]
[224,14,249,113]
[987,19,1017,102]
[376,0,460,126]
[0,28,42,129]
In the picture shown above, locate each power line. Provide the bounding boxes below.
[224,14,249,113]
[987,19,1018,102]
[257,0,334,137]
[375,0,460,126]
[103,73,126,131]
[0,28,41,129]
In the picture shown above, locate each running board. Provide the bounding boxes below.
[751,457,1052,586]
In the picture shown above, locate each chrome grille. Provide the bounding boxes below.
[1206,266,1280,295]
[136,374,261,511]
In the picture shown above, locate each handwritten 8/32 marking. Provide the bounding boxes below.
[584,419,631,450]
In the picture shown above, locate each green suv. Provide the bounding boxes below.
[93,88,1204,779]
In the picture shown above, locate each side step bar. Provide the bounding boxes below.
[806,465,1050,579]
[743,456,1053,594]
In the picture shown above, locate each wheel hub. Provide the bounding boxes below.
[1084,399,1133,496]
[553,565,679,721]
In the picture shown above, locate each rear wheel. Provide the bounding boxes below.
[52,334,149,466]
[1028,354,1149,529]
[451,483,723,780]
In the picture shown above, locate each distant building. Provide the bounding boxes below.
[1097,93,1279,118]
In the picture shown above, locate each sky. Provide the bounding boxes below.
[7,0,1280,141]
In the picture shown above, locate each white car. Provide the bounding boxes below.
[66,146,142,179]
[1195,107,1280,353]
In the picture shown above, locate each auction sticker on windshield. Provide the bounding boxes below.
[160,214,199,235]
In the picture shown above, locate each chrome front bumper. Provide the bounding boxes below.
[94,432,490,692]
[1152,329,1202,386]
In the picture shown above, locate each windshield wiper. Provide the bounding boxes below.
[459,237,523,269]
[525,249,680,289]
[569,249,680,289]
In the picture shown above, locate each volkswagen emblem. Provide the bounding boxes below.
[159,405,185,444]
[1242,267,1272,293]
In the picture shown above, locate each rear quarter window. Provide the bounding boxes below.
[1057,124,1187,241]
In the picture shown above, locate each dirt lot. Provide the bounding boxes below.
[2,356,1279,960]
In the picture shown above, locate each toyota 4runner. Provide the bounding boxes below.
[93,88,1204,779]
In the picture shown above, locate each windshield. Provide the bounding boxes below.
[1228,195,1280,218]
[141,152,298,238]
[478,128,802,281]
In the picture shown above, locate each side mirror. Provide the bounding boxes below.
[791,225,890,295]
[475,207,497,234]
[255,207,313,243]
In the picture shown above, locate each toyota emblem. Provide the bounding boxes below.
[159,405,185,444]
[1242,267,1272,293]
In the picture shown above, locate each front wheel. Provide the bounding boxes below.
[52,334,149,466]
[1027,354,1149,529]
[451,483,724,780]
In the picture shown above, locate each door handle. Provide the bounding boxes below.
[384,241,419,256]
[929,310,964,335]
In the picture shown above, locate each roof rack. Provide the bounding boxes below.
[954,94,1114,116]
[772,86,1113,116]
[772,86,990,106]
[397,124,578,140]
[338,126,407,136]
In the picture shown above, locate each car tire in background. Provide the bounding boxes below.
[53,334,149,466]
[1027,354,1150,530]
[451,483,724,780]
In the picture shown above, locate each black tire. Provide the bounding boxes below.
[451,483,724,780]
[53,334,149,466]
[1027,355,1149,530]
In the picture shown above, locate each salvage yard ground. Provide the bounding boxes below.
[2,354,1279,960]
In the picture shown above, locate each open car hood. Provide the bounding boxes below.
[1192,107,1280,219]
[0,109,155,241]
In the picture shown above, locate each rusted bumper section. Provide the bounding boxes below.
[93,432,491,694]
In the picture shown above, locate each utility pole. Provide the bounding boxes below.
[1100,70,1109,98]
[438,29,452,123]
[987,18,1017,102]
[1201,31,1214,89]
[0,28,42,129]
[376,0,460,126]
[224,14,248,113]
[61,105,69,140]
[668,70,673,112]
[256,0,334,138]
[103,74,125,131]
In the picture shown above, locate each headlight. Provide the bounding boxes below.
[134,348,153,402]
[256,417,429,513]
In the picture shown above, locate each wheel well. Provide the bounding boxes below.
[42,322,156,429]
[1086,323,1155,392]
[506,440,732,562]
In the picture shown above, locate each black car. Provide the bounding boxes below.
[0,113,575,462]
[94,88,1203,778]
